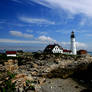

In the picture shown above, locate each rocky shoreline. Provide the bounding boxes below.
[0,53,92,92]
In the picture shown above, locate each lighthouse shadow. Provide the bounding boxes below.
[71,63,92,92]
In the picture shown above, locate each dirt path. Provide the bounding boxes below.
[38,78,85,92]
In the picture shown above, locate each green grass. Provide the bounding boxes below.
[0,72,16,92]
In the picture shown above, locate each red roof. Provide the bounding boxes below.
[46,44,63,49]
[48,45,55,49]
[6,51,16,54]
[77,50,87,55]
[63,49,71,52]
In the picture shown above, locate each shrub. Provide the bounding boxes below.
[0,72,16,92]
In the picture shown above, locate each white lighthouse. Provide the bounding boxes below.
[71,31,77,55]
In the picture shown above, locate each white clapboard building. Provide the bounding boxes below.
[44,44,63,53]
[6,51,17,57]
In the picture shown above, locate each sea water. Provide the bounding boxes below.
[88,52,92,56]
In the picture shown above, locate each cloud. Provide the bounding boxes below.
[0,39,47,44]
[9,31,56,44]
[60,42,70,46]
[86,34,92,37]
[31,0,52,8]
[0,36,56,44]
[26,30,33,33]
[55,29,89,35]
[76,42,87,48]
[8,23,29,27]
[79,18,87,26]
[10,31,33,38]
[60,41,87,49]
[56,30,71,35]
[38,35,56,43]
[11,0,22,3]
[31,0,92,17]
[0,19,33,27]
[19,16,55,25]
[0,38,56,44]
[38,32,48,35]
[0,38,87,50]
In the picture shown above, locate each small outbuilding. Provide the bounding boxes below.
[77,50,87,55]
[6,51,17,57]
[63,49,72,54]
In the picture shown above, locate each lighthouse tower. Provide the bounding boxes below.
[71,31,77,55]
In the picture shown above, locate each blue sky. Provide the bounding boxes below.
[0,0,92,51]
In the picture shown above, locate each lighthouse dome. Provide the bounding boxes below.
[71,31,75,38]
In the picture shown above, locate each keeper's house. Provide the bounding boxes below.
[44,44,63,53]
[44,44,72,54]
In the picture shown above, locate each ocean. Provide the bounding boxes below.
[88,52,92,56]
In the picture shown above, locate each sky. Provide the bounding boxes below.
[0,0,92,51]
